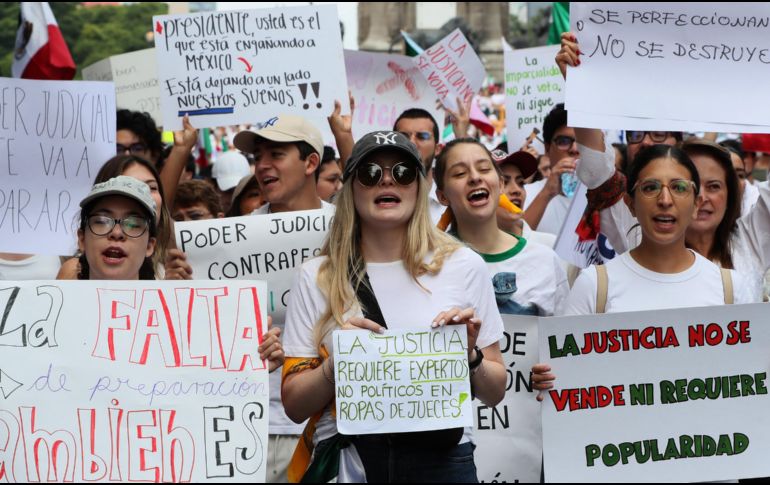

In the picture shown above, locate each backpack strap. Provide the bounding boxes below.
[350,263,388,329]
[596,265,609,314]
[720,268,734,305]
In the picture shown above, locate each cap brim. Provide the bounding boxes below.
[496,152,539,179]
[80,190,157,224]
[217,175,242,192]
[232,175,257,201]
[233,128,321,155]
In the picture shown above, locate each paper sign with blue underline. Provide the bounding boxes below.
[333,327,473,435]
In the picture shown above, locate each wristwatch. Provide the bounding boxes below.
[468,346,484,371]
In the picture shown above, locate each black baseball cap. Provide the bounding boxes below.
[343,131,425,182]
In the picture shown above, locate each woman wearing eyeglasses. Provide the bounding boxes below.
[58,155,176,280]
[77,176,159,280]
[555,32,770,302]
[532,146,752,396]
[77,176,285,373]
[281,131,506,483]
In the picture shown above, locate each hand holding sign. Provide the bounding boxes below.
[259,316,285,372]
[555,32,581,78]
[173,114,198,150]
[154,5,349,130]
[431,306,480,355]
[532,363,556,402]
[334,327,472,435]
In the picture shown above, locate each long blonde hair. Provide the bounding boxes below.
[313,174,463,348]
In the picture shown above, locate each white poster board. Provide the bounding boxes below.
[333,327,472,435]
[0,78,116,256]
[83,49,162,126]
[0,280,270,483]
[153,5,349,130]
[565,2,770,132]
[473,315,542,483]
[504,45,564,154]
[173,207,334,326]
[539,303,770,482]
[345,50,444,137]
[414,28,486,112]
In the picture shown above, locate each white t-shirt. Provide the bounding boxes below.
[0,255,62,280]
[479,236,569,317]
[577,141,770,303]
[283,246,505,444]
[521,220,557,249]
[250,199,335,435]
[523,179,571,236]
[565,251,751,315]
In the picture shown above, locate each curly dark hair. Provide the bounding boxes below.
[116,109,164,164]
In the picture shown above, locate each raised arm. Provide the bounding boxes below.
[159,115,198,206]
[328,91,356,169]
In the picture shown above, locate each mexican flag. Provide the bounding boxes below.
[12,3,76,80]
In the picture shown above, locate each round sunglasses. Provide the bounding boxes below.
[356,162,418,187]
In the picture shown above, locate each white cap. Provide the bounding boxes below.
[212,152,251,191]
[80,175,157,224]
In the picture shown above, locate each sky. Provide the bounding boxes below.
[216,2,359,50]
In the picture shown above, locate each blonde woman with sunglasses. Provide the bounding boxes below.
[281,131,506,483]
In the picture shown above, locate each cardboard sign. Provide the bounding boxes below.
[153,5,349,130]
[565,2,770,132]
[345,50,444,137]
[0,78,116,256]
[414,29,486,112]
[83,49,162,126]
[474,315,542,483]
[174,207,334,326]
[0,280,270,483]
[333,327,472,435]
[539,303,770,482]
[504,45,564,154]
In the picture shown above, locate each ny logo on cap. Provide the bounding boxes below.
[374,132,398,145]
[263,116,279,127]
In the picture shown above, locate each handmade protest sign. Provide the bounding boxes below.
[565,2,770,132]
[554,183,616,269]
[539,303,770,482]
[0,78,115,256]
[0,280,270,483]
[504,45,564,154]
[334,327,472,435]
[345,50,444,136]
[414,28,486,113]
[153,5,349,130]
[174,207,334,326]
[83,49,162,125]
[474,315,542,483]
[569,110,770,133]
